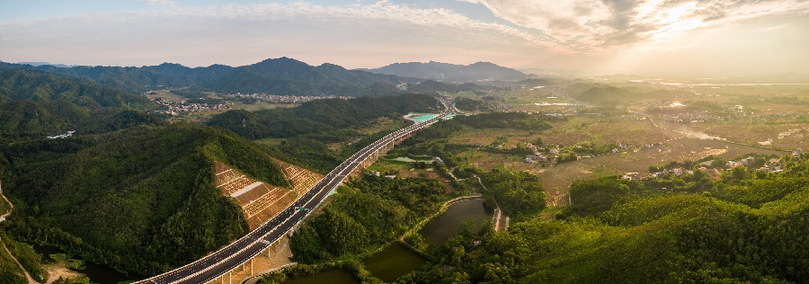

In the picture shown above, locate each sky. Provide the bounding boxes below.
[1,0,808,76]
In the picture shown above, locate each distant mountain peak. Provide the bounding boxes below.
[364,60,526,82]
[318,62,346,70]
[157,62,184,67]
[17,61,75,68]
[470,61,497,66]
[252,57,310,68]
[256,57,304,64]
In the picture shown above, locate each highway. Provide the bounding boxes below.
[135,100,453,284]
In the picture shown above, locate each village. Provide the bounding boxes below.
[222,92,352,103]
[149,97,230,116]
[520,138,804,183]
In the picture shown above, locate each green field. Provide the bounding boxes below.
[437,81,809,207]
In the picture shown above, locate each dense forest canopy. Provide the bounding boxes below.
[208,93,439,140]
[0,124,289,275]
[395,156,809,283]
[0,69,155,141]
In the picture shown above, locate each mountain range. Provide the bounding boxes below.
[0,58,525,96]
[0,69,155,140]
[362,61,529,82]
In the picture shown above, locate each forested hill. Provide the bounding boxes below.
[0,61,235,93]
[0,69,157,141]
[0,123,289,276]
[399,155,809,283]
[203,58,408,96]
[208,93,438,139]
[362,61,528,82]
[0,58,501,96]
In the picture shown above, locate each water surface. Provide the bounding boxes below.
[362,243,426,282]
[419,198,492,244]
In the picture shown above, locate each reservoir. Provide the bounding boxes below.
[405,113,439,123]
[362,243,427,282]
[288,199,492,283]
[419,198,492,244]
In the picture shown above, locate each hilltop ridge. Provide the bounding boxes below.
[362,60,528,82]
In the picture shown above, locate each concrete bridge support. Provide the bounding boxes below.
[220,270,230,284]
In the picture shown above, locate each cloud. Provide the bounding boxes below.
[137,0,176,6]
[0,1,567,68]
[755,23,791,32]
[461,0,809,52]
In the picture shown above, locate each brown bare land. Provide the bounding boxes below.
[448,128,534,148]
[213,161,322,230]
[368,160,456,194]
[43,264,82,284]
[224,235,295,284]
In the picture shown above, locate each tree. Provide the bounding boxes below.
[569,177,630,216]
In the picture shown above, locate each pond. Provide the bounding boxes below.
[283,269,359,284]
[362,243,427,283]
[389,156,434,163]
[419,198,492,244]
[405,113,439,123]
[33,245,146,284]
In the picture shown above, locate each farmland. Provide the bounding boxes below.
[434,80,809,207]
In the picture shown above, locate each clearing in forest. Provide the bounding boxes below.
[214,161,323,229]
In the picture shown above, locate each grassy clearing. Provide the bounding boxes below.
[447,128,536,148]
[356,117,407,135]
[689,122,809,150]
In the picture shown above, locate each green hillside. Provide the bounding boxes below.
[0,69,155,141]
[208,93,438,140]
[0,123,289,276]
[0,237,27,284]
[403,157,809,283]
[204,58,406,96]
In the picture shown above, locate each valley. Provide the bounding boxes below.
[0,58,808,284]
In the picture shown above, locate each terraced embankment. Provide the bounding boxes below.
[214,161,323,230]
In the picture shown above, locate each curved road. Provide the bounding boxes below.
[136,100,453,284]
